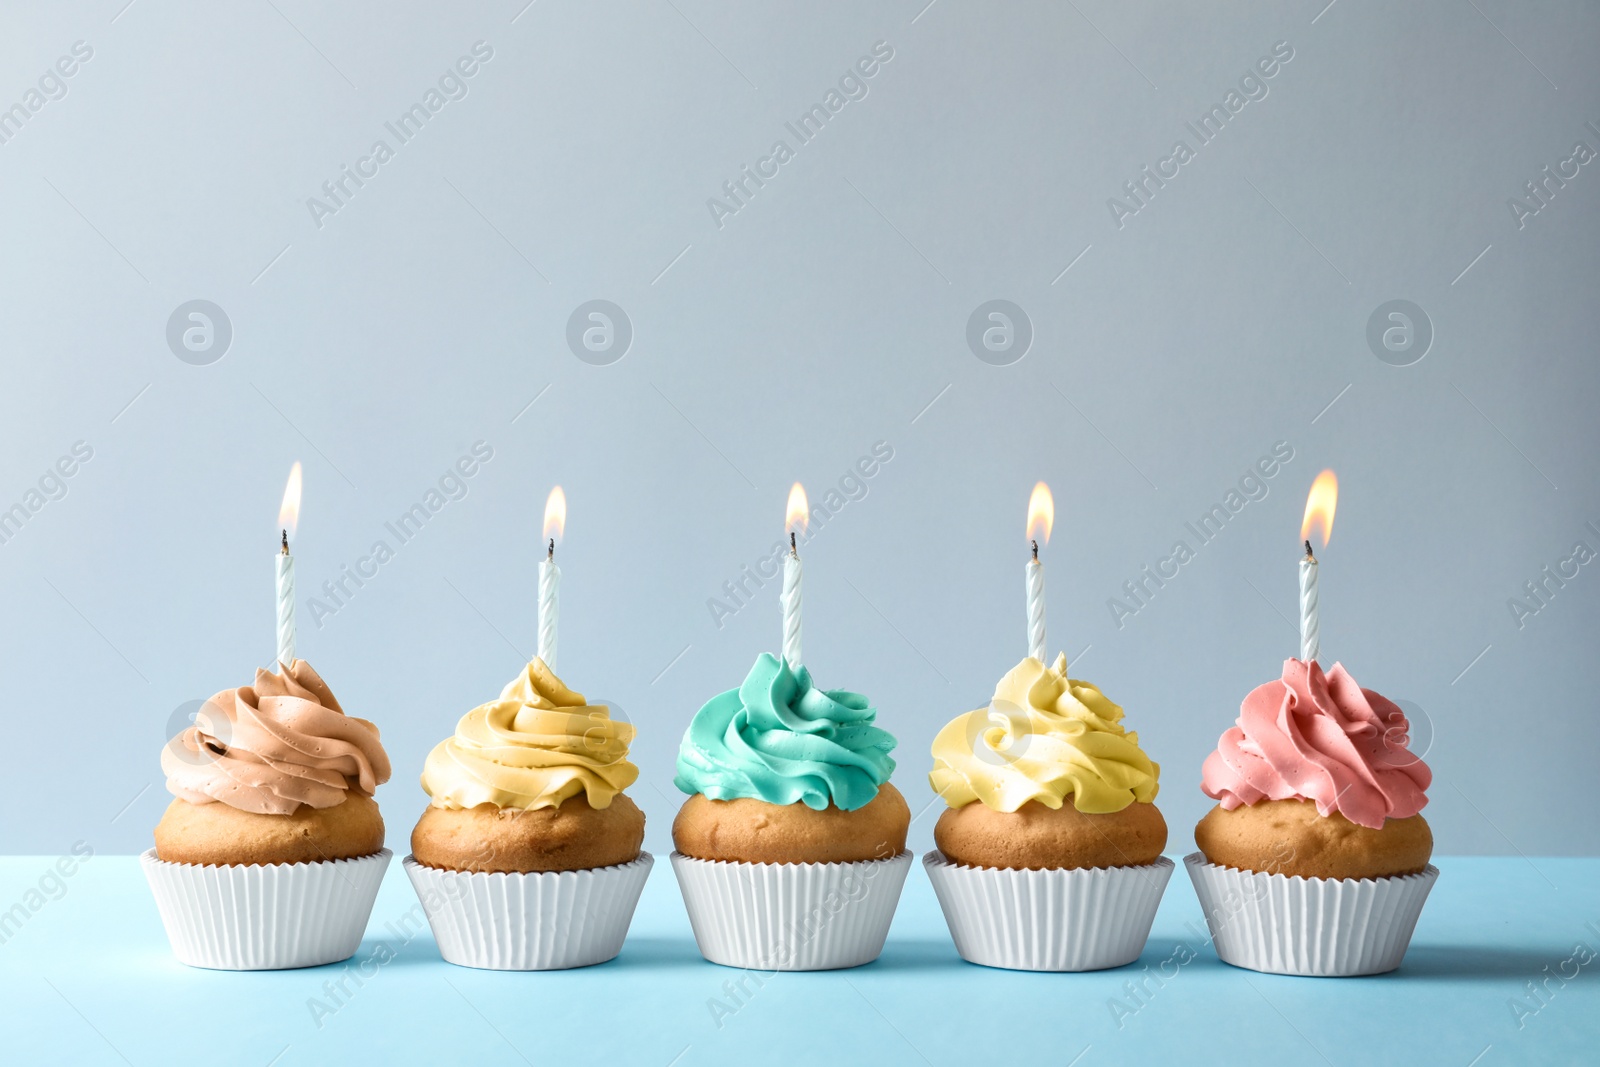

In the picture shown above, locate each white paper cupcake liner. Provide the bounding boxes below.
[140,848,391,970]
[402,852,653,970]
[923,852,1173,971]
[1184,852,1438,976]
[671,850,912,970]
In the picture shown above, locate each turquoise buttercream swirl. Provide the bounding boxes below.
[674,653,897,811]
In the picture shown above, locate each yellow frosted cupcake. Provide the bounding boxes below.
[924,653,1173,971]
[403,659,652,970]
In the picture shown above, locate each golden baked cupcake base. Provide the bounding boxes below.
[1195,799,1432,880]
[154,795,384,867]
[935,798,1167,870]
[412,794,644,874]
[672,784,910,865]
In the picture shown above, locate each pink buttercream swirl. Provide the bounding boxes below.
[1201,659,1430,830]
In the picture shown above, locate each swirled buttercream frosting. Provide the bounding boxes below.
[162,660,391,816]
[929,654,1160,815]
[674,653,896,811]
[1201,658,1431,830]
[422,658,637,811]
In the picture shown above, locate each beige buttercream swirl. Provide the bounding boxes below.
[161,660,391,815]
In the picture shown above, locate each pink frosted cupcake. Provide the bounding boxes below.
[1187,658,1436,976]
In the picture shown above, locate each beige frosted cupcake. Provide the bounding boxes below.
[403,659,651,970]
[144,660,393,970]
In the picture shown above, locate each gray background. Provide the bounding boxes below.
[2,0,1596,858]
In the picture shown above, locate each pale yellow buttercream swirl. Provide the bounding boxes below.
[421,659,637,810]
[929,654,1159,814]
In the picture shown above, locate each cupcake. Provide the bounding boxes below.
[671,652,912,970]
[924,653,1172,971]
[144,660,393,970]
[403,658,652,970]
[1186,657,1437,976]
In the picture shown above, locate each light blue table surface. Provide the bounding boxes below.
[2,855,1596,1066]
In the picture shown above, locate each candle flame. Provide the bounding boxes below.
[1301,470,1338,548]
[1026,482,1054,545]
[278,462,303,543]
[786,482,809,535]
[544,486,567,544]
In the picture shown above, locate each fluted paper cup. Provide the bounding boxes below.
[402,852,653,970]
[1184,853,1438,976]
[923,852,1173,971]
[141,848,390,970]
[671,850,912,970]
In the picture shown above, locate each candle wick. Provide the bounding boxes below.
[1031,539,1038,562]
[1304,539,1315,562]
[547,537,555,562]
[789,530,797,558]
[281,530,288,555]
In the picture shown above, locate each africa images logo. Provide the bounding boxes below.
[0,40,93,148]
[304,42,495,229]
[1105,40,1294,229]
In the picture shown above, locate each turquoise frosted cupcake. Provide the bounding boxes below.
[669,653,912,970]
